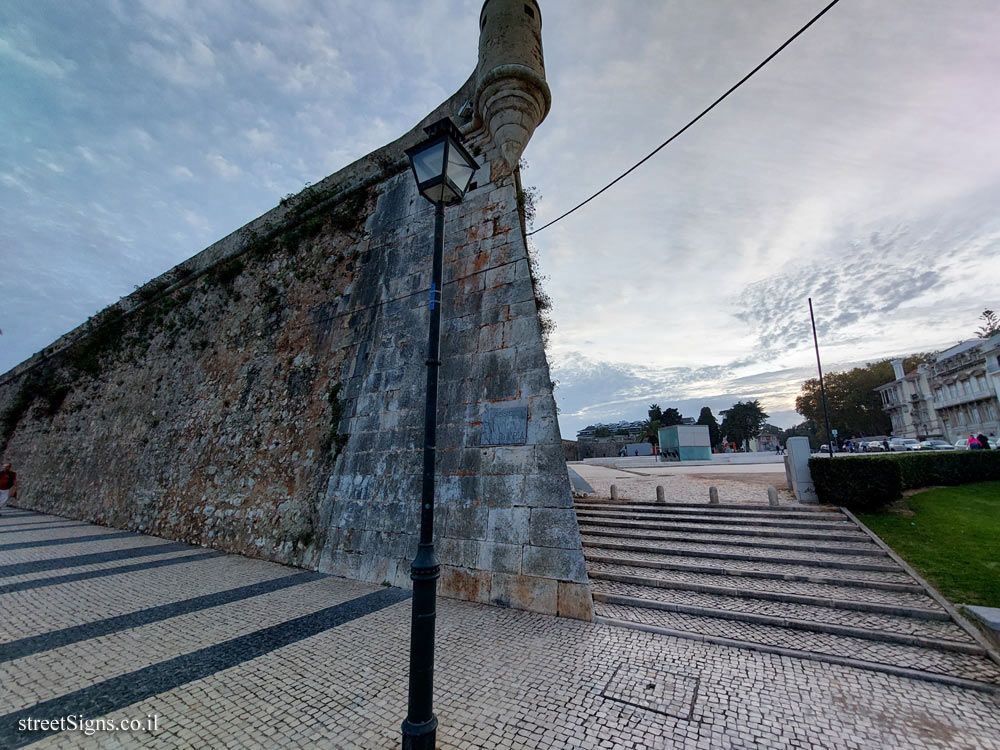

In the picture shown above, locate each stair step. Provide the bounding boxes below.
[578,517,867,542]
[586,562,946,618]
[592,592,983,655]
[578,526,886,556]
[576,500,836,512]
[576,509,854,531]
[583,550,919,591]
[588,580,969,641]
[593,604,1000,688]
[574,503,844,521]
[580,537,900,572]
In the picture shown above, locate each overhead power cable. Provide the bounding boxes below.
[527,0,842,236]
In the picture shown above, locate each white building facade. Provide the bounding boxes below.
[875,360,942,440]
[930,337,1000,443]
[876,335,1000,443]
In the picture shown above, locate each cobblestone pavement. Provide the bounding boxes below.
[3,509,1000,749]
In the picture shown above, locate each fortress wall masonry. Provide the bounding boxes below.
[0,0,592,620]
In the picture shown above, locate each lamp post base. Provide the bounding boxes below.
[401,716,437,750]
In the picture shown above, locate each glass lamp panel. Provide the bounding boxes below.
[421,182,448,204]
[410,140,446,184]
[445,141,477,196]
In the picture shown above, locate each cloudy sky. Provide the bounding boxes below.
[2,1,999,439]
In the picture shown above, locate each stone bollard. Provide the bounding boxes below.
[709,486,719,504]
[610,484,618,501]
[656,485,665,504]
[767,486,779,507]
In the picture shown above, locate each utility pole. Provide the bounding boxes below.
[808,298,835,459]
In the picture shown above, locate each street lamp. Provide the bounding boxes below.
[400,117,478,750]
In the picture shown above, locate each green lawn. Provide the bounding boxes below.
[859,481,1000,607]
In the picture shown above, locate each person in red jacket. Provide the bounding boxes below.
[0,463,16,513]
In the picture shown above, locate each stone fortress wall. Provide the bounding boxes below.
[0,0,593,620]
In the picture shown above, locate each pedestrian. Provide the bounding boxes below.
[968,434,981,450]
[882,439,890,452]
[977,433,991,450]
[0,463,16,514]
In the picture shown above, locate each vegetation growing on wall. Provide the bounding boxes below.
[0,366,71,448]
[515,161,555,350]
[0,174,376,458]
[321,383,350,460]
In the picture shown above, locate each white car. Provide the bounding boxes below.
[889,438,920,452]
[954,439,970,450]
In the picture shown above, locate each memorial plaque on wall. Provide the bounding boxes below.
[481,405,528,446]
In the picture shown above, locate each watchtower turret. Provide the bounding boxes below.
[475,0,551,168]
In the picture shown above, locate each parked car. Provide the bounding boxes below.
[889,438,920,451]
[954,439,970,450]
[916,440,955,451]
[865,440,886,452]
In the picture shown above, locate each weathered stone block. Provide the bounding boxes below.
[487,506,529,545]
[525,412,559,444]
[557,581,594,622]
[489,572,557,615]
[521,545,587,582]
[482,445,535,475]
[481,474,524,508]
[518,473,572,509]
[444,502,488,541]
[437,537,480,568]
[477,541,522,574]
[528,508,580,549]
[439,566,492,604]
[513,342,548,372]
[534,443,570,477]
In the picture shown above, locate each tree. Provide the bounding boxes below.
[781,421,821,449]
[660,408,683,427]
[977,308,1000,339]
[593,426,612,438]
[615,427,630,436]
[720,400,769,448]
[696,406,721,448]
[794,356,926,441]
[647,404,663,423]
[644,420,661,446]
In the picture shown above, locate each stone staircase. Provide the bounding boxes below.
[576,498,1000,691]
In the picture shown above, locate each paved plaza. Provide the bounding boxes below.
[2,507,999,749]
[568,463,791,505]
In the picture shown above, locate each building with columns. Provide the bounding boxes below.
[876,335,1000,443]
[875,360,941,440]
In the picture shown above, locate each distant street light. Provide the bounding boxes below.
[400,117,478,750]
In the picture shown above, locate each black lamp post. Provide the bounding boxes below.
[400,117,478,750]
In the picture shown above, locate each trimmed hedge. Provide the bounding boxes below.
[809,450,1000,510]
[810,456,902,511]
[892,450,1000,490]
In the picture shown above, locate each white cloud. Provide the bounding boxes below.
[0,36,74,78]
[129,36,220,89]
[181,208,212,233]
[244,127,276,153]
[206,153,241,180]
[170,165,194,180]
